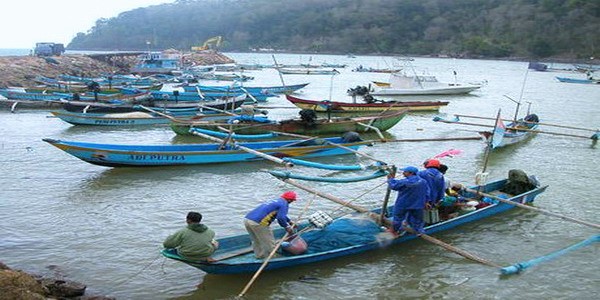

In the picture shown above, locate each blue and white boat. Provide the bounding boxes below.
[43,136,369,167]
[161,178,547,274]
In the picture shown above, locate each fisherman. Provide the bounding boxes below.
[387,166,429,236]
[418,159,446,208]
[244,191,298,259]
[163,211,219,262]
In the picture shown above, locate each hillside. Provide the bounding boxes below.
[67,0,599,60]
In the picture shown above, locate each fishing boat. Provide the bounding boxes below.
[369,73,482,96]
[61,96,246,114]
[182,83,309,95]
[555,76,600,84]
[161,177,547,274]
[479,114,540,149]
[49,110,231,126]
[42,135,370,167]
[286,95,448,113]
[170,109,408,136]
[278,68,340,75]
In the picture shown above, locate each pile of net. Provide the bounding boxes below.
[299,214,383,254]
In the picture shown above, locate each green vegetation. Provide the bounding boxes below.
[68,0,599,59]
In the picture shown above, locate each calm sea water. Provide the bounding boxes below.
[0,53,598,299]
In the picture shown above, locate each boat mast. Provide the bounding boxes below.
[513,68,530,122]
[477,109,502,190]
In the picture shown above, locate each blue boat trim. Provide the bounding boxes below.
[282,158,364,170]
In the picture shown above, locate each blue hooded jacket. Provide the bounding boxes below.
[245,197,291,228]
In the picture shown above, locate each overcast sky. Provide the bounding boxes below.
[0,0,175,48]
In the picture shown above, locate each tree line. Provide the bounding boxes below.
[68,0,599,59]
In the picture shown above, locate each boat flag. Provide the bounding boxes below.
[490,111,506,149]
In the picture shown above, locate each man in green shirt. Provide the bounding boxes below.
[163,212,218,261]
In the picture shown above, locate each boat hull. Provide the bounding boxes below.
[42,137,369,167]
[170,110,407,136]
[162,179,547,274]
[286,95,448,113]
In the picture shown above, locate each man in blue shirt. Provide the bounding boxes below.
[244,191,298,258]
[418,159,446,208]
[387,166,429,235]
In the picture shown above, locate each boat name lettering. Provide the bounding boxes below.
[129,154,185,161]
[94,119,134,124]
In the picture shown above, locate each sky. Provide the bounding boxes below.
[0,0,175,49]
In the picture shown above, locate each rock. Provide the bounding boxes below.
[0,269,47,300]
[39,278,87,298]
[0,51,235,88]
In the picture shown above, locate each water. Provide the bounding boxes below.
[1,53,599,299]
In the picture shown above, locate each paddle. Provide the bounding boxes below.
[238,194,314,297]
[277,177,501,268]
[455,113,599,133]
[463,187,600,230]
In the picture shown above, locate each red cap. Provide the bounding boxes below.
[425,159,440,168]
[281,191,297,201]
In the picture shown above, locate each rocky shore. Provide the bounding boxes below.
[0,51,235,88]
[0,261,113,299]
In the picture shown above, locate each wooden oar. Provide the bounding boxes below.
[455,114,599,133]
[189,129,294,167]
[279,177,501,268]
[436,119,597,140]
[238,194,314,297]
[464,187,600,230]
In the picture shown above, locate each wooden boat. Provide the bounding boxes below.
[151,90,274,102]
[555,76,600,84]
[42,136,370,167]
[370,73,482,96]
[352,66,402,73]
[61,97,246,114]
[161,178,547,274]
[49,110,231,126]
[278,68,340,75]
[286,95,448,113]
[170,110,408,136]
[479,114,540,149]
[182,83,309,95]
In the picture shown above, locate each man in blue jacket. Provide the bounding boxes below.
[418,159,446,208]
[244,191,298,258]
[387,166,429,235]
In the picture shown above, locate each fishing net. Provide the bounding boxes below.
[300,214,383,253]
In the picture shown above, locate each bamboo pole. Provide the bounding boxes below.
[189,130,293,167]
[238,196,314,297]
[464,187,600,230]
[272,131,388,164]
[279,178,501,268]
[454,114,599,133]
